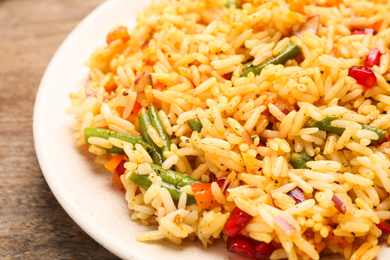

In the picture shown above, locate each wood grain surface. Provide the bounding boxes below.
[0,0,120,259]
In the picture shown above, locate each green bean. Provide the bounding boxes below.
[148,104,171,159]
[361,124,387,145]
[128,171,196,204]
[187,118,203,132]
[138,109,164,165]
[307,116,387,145]
[225,0,241,8]
[150,163,203,187]
[241,42,302,77]
[290,151,314,169]
[307,116,344,136]
[84,127,152,154]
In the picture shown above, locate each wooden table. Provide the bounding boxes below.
[0,0,119,258]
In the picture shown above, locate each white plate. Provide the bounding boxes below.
[33,0,227,259]
[32,0,390,259]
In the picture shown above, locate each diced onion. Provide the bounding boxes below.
[332,194,346,214]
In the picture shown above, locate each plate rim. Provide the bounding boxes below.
[33,0,139,259]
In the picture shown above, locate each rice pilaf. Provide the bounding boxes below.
[67,0,390,259]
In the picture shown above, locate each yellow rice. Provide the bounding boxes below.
[67,0,390,259]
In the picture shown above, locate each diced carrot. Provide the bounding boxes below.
[327,233,348,249]
[373,21,382,32]
[132,101,142,115]
[83,144,89,149]
[116,106,125,117]
[127,101,142,123]
[104,78,117,92]
[190,183,220,210]
[106,25,130,45]
[127,114,138,124]
[104,154,126,172]
[154,80,165,91]
[314,241,326,254]
[152,81,165,104]
[153,97,161,105]
[289,0,310,13]
[116,101,142,120]
[318,0,341,7]
[112,172,126,193]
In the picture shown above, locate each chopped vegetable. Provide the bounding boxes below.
[307,116,387,145]
[150,163,203,187]
[129,163,203,204]
[365,49,382,67]
[226,235,255,259]
[289,151,314,169]
[114,159,127,176]
[307,116,344,136]
[226,235,274,259]
[274,216,296,235]
[332,194,346,214]
[129,171,196,204]
[104,154,126,172]
[109,158,127,193]
[351,28,375,35]
[134,72,152,93]
[190,183,220,209]
[362,124,387,144]
[242,152,257,172]
[216,178,226,188]
[85,86,96,97]
[287,187,305,204]
[138,109,164,165]
[132,101,143,116]
[265,193,276,207]
[327,234,349,249]
[223,207,253,237]
[153,80,165,91]
[254,241,275,260]
[84,127,152,154]
[295,15,320,38]
[118,101,142,123]
[106,25,130,45]
[225,0,241,8]
[241,42,301,77]
[148,104,171,160]
[377,220,390,234]
[104,77,117,92]
[241,129,253,144]
[274,97,296,115]
[187,118,203,132]
[112,172,126,193]
[348,65,377,89]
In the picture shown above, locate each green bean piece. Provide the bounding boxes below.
[307,116,387,145]
[84,127,152,154]
[243,61,253,71]
[129,172,196,204]
[307,116,344,136]
[150,163,203,188]
[148,104,171,159]
[361,124,387,145]
[138,109,164,165]
[187,118,203,132]
[225,0,241,8]
[290,151,314,169]
[241,42,302,77]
